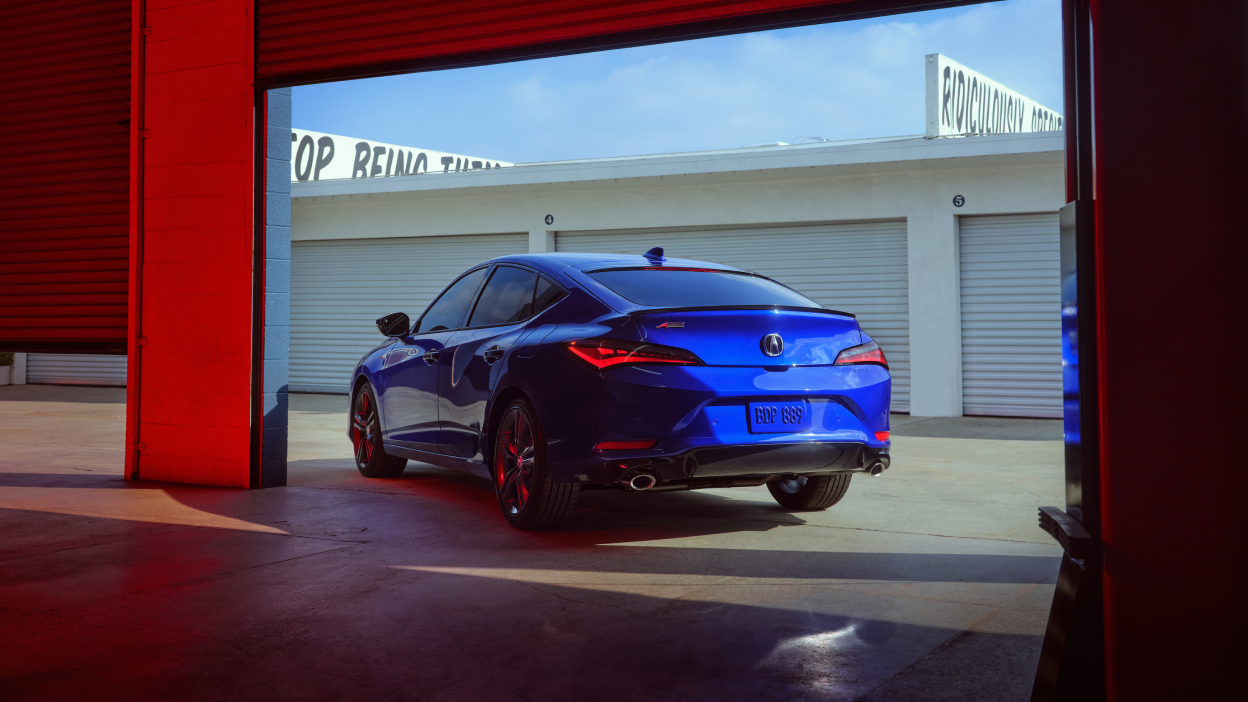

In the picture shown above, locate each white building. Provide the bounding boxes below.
[285,131,1063,417]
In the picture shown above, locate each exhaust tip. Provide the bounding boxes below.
[628,473,657,491]
[868,462,884,477]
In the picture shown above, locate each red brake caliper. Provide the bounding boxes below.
[354,394,373,464]
[361,395,372,462]
[497,414,513,490]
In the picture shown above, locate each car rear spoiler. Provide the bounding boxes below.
[628,305,856,318]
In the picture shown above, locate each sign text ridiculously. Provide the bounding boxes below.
[925,54,1063,137]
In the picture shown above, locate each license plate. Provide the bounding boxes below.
[747,400,811,433]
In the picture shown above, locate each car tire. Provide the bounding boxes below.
[493,398,578,530]
[351,383,407,478]
[766,473,852,510]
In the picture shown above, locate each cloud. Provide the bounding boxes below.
[294,0,1061,163]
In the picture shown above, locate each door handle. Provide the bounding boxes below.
[483,345,506,365]
[423,349,440,365]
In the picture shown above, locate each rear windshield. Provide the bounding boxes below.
[588,268,820,308]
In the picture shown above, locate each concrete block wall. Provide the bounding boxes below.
[261,88,292,488]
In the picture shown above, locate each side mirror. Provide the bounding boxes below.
[375,312,411,337]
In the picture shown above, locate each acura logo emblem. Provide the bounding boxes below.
[760,333,784,357]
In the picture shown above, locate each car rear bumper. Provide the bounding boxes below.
[534,354,893,485]
[574,441,891,488]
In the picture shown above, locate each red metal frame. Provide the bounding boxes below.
[255,0,980,86]
[1089,3,1247,699]
[250,87,269,488]
[125,0,145,480]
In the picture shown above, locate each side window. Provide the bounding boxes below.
[533,275,567,315]
[414,267,488,333]
[468,266,538,327]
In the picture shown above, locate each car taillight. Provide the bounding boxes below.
[564,339,703,370]
[834,341,888,369]
[875,431,890,442]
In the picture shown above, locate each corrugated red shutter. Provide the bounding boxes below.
[0,0,131,354]
[257,0,949,84]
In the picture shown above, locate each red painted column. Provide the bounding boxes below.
[125,0,257,487]
[1092,1,1248,698]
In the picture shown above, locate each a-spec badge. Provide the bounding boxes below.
[760,333,784,357]
[656,322,685,329]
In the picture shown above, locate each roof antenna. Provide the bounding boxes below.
[643,247,665,261]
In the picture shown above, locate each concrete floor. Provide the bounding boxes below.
[0,384,1064,701]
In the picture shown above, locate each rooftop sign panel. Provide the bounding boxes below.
[925,54,1063,137]
[290,128,512,182]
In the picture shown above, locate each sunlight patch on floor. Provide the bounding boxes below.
[0,487,290,535]
[393,565,1043,635]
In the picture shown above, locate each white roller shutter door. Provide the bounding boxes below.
[557,221,910,411]
[959,214,1062,418]
[291,233,528,393]
[26,354,127,386]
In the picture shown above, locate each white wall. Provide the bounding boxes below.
[292,135,1064,416]
[13,353,27,384]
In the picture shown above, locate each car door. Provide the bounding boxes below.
[438,265,539,459]
[378,266,488,451]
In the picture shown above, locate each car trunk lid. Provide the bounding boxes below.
[633,308,862,367]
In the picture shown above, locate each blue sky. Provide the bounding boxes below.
[293,0,1061,163]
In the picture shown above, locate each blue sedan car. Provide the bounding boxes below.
[348,248,892,529]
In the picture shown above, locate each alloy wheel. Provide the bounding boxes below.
[495,407,536,515]
[351,392,377,468]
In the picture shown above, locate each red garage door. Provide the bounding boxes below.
[256,0,951,84]
[0,0,131,354]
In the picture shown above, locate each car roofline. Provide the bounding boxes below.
[482,252,747,274]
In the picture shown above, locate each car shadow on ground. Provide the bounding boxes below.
[283,456,814,539]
